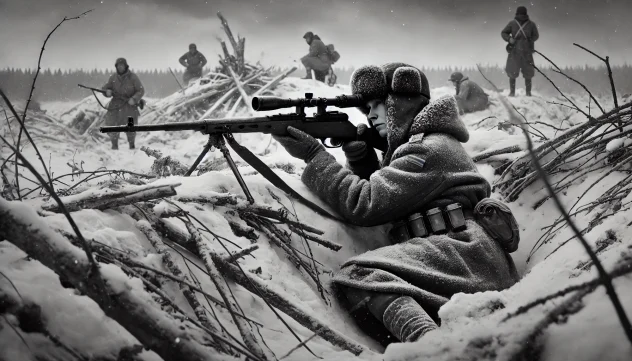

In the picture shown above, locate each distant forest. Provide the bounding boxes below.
[2,64,632,103]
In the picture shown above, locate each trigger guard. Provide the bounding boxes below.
[321,138,342,148]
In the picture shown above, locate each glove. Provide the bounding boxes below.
[128,98,136,106]
[342,124,369,162]
[273,126,325,162]
[105,89,112,97]
[509,38,516,45]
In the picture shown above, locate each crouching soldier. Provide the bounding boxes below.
[102,58,145,150]
[273,63,520,346]
[449,72,489,114]
[300,31,331,82]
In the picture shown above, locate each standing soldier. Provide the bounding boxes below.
[300,31,331,82]
[501,6,539,97]
[179,43,208,86]
[102,58,145,150]
[273,63,520,346]
[449,72,489,114]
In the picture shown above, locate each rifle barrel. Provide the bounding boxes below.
[99,117,274,133]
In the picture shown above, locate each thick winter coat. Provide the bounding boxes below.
[301,37,331,72]
[101,70,144,127]
[501,14,539,79]
[301,96,519,318]
[455,77,489,113]
[179,50,208,84]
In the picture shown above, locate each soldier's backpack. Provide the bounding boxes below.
[326,44,341,63]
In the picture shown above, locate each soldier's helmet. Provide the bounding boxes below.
[189,43,197,49]
[303,31,314,39]
[449,72,464,82]
[115,58,128,67]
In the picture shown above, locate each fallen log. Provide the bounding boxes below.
[0,198,235,361]
[41,182,181,213]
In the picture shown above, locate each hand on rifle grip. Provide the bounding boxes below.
[342,124,369,161]
[105,89,113,97]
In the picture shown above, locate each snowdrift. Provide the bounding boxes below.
[1,78,631,361]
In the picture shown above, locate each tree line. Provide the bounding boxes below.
[2,64,631,103]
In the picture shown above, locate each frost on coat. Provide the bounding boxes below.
[101,71,145,126]
[301,96,519,320]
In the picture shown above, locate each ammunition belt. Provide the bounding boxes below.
[390,203,473,243]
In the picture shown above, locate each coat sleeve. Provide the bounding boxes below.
[179,53,188,67]
[501,22,513,42]
[130,74,145,102]
[199,52,208,67]
[101,74,114,92]
[301,139,458,226]
[345,147,381,181]
[530,22,540,42]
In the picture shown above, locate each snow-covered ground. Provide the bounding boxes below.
[1,78,631,361]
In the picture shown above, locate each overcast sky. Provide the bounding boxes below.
[1,0,631,71]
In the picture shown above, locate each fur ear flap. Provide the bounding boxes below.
[350,65,388,101]
[391,66,422,95]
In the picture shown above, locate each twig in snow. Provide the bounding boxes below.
[0,270,24,302]
[502,255,632,322]
[477,64,632,346]
[279,333,320,360]
[1,314,32,352]
[573,43,619,112]
[13,9,93,200]
[0,132,100,275]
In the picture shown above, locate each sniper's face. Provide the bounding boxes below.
[366,99,387,137]
[116,63,127,74]
[189,46,197,54]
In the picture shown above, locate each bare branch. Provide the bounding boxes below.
[477,64,632,345]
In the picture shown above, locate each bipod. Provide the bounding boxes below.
[185,133,255,204]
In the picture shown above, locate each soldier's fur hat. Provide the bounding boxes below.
[516,6,527,15]
[350,63,430,110]
[350,63,431,165]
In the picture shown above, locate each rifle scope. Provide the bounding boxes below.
[252,93,365,112]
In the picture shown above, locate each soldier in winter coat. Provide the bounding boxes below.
[273,63,520,346]
[102,58,145,150]
[501,6,539,96]
[449,72,489,114]
[300,31,331,82]
[179,43,208,86]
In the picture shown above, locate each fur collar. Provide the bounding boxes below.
[408,96,469,142]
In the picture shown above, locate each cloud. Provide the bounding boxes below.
[1,0,631,71]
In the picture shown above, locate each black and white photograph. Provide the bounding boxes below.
[1,0,632,360]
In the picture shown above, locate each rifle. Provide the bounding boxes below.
[99,93,385,220]
[78,84,146,110]
[78,84,106,95]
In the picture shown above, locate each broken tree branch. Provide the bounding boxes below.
[184,219,275,361]
[41,182,181,213]
[0,198,230,361]
[212,253,368,356]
